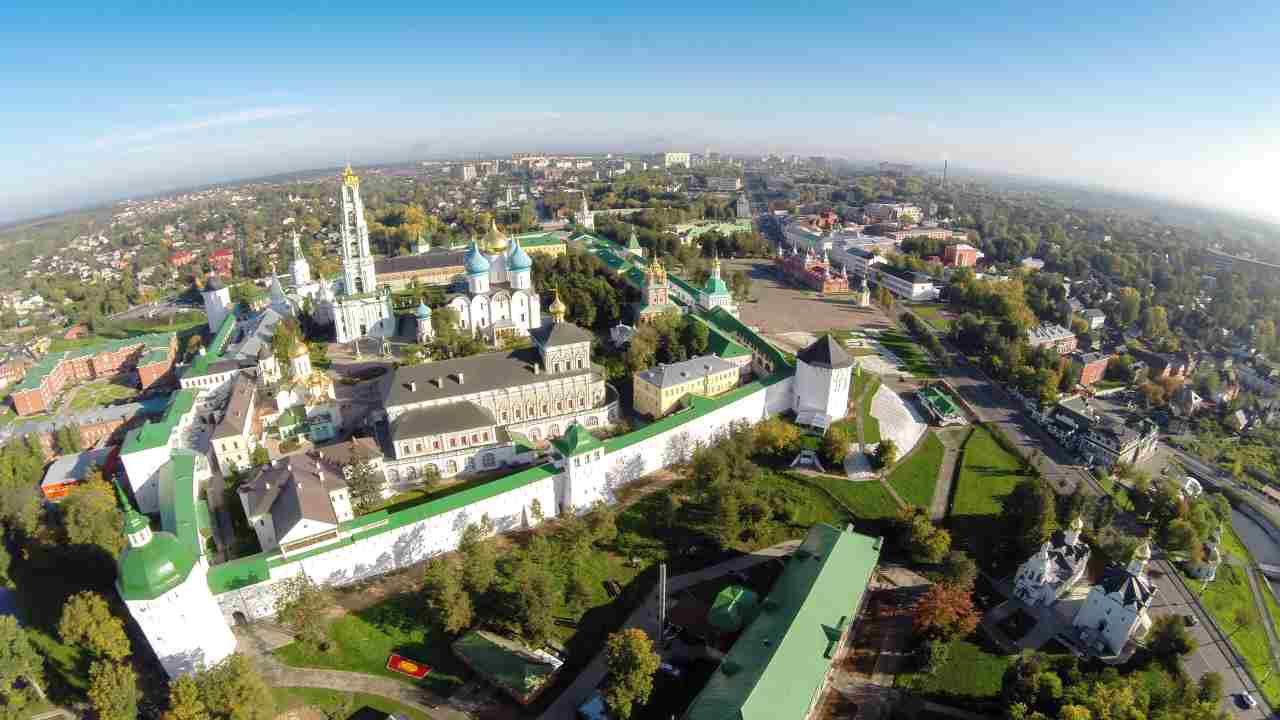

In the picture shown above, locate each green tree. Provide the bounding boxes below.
[419,463,441,492]
[59,591,131,661]
[0,543,11,589]
[458,522,497,597]
[162,676,211,720]
[88,659,139,720]
[191,653,276,720]
[513,561,556,646]
[423,557,473,633]
[1116,287,1141,326]
[587,500,618,545]
[602,628,661,720]
[941,550,978,590]
[873,437,899,469]
[1001,478,1055,555]
[1197,672,1224,704]
[249,445,270,467]
[343,446,383,514]
[1147,614,1196,659]
[272,575,333,652]
[61,475,124,557]
[753,417,800,458]
[0,616,42,707]
[822,425,851,467]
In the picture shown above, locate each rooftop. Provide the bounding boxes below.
[391,401,496,440]
[796,335,854,370]
[121,389,197,455]
[383,347,595,408]
[238,452,347,536]
[635,354,737,389]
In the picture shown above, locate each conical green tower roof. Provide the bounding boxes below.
[115,480,196,602]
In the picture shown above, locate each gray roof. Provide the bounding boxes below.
[1096,565,1157,609]
[314,436,381,466]
[382,347,595,409]
[375,250,467,275]
[238,452,347,537]
[213,373,256,440]
[41,447,113,489]
[225,307,285,364]
[531,321,594,348]
[796,335,854,370]
[636,354,736,389]
[1081,308,1106,319]
[391,401,495,440]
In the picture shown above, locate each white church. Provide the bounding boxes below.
[1012,516,1090,607]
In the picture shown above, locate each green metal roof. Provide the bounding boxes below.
[708,585,759,634]
[13,332,174,392]
[183,312,239,379]
[509,231,566,248]
[684,524,881,720]
[696,308,792,370]
[452,630,556,701]
[121,389,196,455]
[551,423,604,458]
[117,531,197,601]
[704,275,731,296]
[158,450,202,562]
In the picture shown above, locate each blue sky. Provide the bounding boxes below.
[2,1,1279,222]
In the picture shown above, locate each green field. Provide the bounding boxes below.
[894,638,1012,701]
[857,374,882,444]
[797,472,901,519]
[271,686,436,720]
[910,304,952,331]
[950,426,1030,517]
[886,431,945,508]
[1186,563,1280,705]
[877,330,938,378]
[68,379,138,412]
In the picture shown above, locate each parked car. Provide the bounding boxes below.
[1184,614,1198,627]
[659,661,684,678]
[1238,692,1258,709]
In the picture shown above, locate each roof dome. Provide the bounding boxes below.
[117,526,196,602]
[464,240,491,275]
[416,300,432,319]
[548,290,567,318]
[508,238,532,272]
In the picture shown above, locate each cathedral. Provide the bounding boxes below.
[443,229,543,343]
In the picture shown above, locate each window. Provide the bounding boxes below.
[482,453,495,468]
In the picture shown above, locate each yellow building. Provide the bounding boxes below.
[508,231,568,258]
[633,354,740,418]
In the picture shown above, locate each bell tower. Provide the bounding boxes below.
[339,165,377,297]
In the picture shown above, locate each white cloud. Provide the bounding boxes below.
[91,106,313,149]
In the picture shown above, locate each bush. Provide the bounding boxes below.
[919,638,951,674]
[822,425,852,467]
[873,438,898,469]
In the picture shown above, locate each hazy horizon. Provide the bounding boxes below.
[3,2,1279,224]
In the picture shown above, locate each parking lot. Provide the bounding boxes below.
[725,258,893,334]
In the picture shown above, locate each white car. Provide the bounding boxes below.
[1239,692,1257,709]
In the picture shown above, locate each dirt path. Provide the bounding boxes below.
[929,428,969,522]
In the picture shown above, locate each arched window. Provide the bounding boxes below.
[447,460,458,474]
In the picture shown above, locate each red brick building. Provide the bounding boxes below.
[0,359,30,389]
[944,243,978,268]
[774,249,849,294]
[169,250,196,268]
[209,247,235,276]
[1071,352,1110,386]
[9,333,176,416]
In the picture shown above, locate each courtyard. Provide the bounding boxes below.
[724,258,894,334]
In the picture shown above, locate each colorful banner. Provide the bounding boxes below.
[386,654,430,679]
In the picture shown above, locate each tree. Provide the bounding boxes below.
[458,522,497,597]
[249,445,270,467]
[343,446,384,514]
[898,506,951,564]
[873,438,899,469]
[423,557,473,633]
[587,501,618,545]
[919,638,951,674]
[273,575,333,652]
[753,417,800,458]
[163,676,211,720]
[1148,614,1196,659]
[60,475,124,557]
[1161,518,1198,555]
[513,561,556,646]
[1141,306,1170,340]
[1116,287,1141,326]
[941,550,978,590]
[1001,478,1055,555]
[419,463,441,492]
[912,582,979,641]
[822,425,851,467]
[59,591,131,661]
[88,659,139,720]
[1197,672,1224,704]
[0,616,42,707]
[528,498,545,527]
[601,628,661,720]
[190,653,276,720]
[0,543,11,590]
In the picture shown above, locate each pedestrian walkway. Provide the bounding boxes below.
[929,429,967,522]
[869,384,927,457]
[538,539,800,719]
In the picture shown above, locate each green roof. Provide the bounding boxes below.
[693,316,751,360]
[158,450,202,562]
[183,312,238,379]
[121,389,196,455]
[704,275,731,296]
[117,530,197,601]
[696,307,792,370]
[551,423,604,458]
[13,332,174,392]
[510,231,566,248]
[684,524,881,720]
[452,630,557,703]
[708,585,759,633]
[209,311,237,355]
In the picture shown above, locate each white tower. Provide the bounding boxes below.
[415,301,434,344]
[290,231,312,286]
[552,423,607,513]
[115,483,235,678]
[201,278,233,334]
[793,335,856,426]
[577,193,594,230]
[288,337,311,379]
[339,165,377,297]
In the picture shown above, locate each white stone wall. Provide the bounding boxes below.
[211,376,788,622]
[122,444,172,514]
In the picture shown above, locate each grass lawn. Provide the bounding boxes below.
[886,431,944,508]
[894,637,1012,701]
[68,379,138,412]
[877,330,938,378]
[910,304,951,331]
[858,375,882,444]
[949,426,1030,517]
[275,595,472,698]
[796,472,901,519]
[271,686,436,720]
[1185,563,1280,705]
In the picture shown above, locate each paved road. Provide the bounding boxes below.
[929,429,965,522]
[538,540,800,720]
[1150,558,1270,719]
